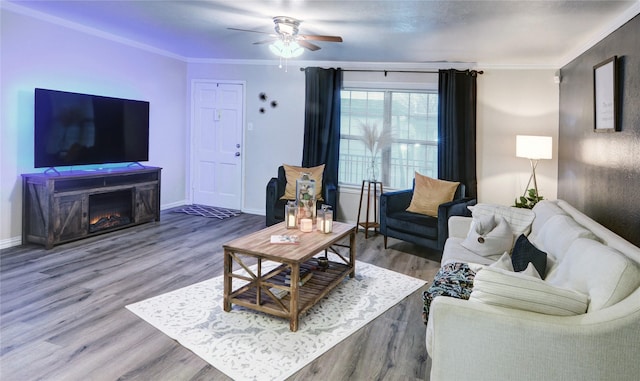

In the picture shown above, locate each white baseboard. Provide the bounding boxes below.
[242,207,263,216]
[161,200,188,210]
[1,236,23,249]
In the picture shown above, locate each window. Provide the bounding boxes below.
[339,89,438,189]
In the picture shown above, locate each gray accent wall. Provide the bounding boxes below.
[559,14,640,247]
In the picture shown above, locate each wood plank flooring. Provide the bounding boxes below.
[0,210,442,381]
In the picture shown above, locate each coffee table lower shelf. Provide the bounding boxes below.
[223,221,357,331]
[229,261,352,327]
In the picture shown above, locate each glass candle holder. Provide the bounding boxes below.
[285,200,298,229]
[296,172,316,221]
[317,204,333,234]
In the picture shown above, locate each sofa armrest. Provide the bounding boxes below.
[427,291,640,381]
[380,189,413,213]
[380,189,413,234]
[265,177,282,226]
[448,216,472,239]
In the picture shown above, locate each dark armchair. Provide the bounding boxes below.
[380,182,476,251]
[266,166,338,226]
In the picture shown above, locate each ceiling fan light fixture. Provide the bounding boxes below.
[273,16,300,36]
[269,39,304,58]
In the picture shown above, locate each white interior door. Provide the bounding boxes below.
[192,81,244,210]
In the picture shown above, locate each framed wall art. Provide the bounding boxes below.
[593,56,619,132]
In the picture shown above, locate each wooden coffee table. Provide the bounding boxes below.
[222,221,356,331]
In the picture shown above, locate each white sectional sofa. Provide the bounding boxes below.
[426,200,640,381]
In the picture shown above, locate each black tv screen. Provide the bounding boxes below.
[34,88,150,168]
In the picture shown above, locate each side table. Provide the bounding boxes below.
[356,180,384,238]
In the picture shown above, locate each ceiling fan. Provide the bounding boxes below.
[229,16,343,57]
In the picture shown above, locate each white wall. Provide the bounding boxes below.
[477,70,559,205]
[1,9,188,247]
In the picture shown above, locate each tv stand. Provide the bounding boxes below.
[22,167,161,249]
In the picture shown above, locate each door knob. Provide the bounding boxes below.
[236,143,241,148]
[235,152,241,157]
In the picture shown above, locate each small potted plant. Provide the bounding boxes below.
[514,188,544,209]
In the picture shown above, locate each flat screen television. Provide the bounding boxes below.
[34,88,150,168]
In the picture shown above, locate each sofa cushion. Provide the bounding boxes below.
[460,215,514,257]
[470,266,588,316]
[531,214,598,262]
[546,238,640,312]
[406,173,459,217]
[442,238,500,266]
[281,164,325,201]
[385,211,438,239]
[468,203,535,237]
[529,200,568,242]
[511,234,547,279]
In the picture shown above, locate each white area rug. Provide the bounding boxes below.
[126,260,426,381]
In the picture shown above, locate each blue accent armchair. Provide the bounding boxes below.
[265,166,338,226]
[379,182,476,251]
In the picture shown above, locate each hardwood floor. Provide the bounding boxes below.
[0,210,441,380]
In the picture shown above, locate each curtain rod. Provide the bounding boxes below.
[299,68,484,76]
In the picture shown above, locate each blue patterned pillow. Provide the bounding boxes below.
[511,234,547,278]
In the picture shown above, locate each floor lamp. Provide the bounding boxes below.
[516,135,552,199]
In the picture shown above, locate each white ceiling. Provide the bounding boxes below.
[5,0,640,68]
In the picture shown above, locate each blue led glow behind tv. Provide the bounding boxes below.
[34,88,150,168]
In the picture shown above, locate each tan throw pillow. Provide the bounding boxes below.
[281,164,325,201]
[406,173,459,217]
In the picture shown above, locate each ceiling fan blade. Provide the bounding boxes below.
[299,34,343,43]
[297,40,321,51]
[252,39,278,45]
[228,27,275,37]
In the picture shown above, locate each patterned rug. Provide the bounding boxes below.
[126,259,426,381]
[172,204,241,219]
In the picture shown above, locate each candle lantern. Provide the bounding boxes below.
[285,200,298,229]
[296,172,316,222]
[317,204,333,234]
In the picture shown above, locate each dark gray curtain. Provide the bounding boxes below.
[302,67,342,188]
[437,69,478,198]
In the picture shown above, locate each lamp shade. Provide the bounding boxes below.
[516,135,552,160]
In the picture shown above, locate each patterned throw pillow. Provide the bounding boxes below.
[422,262,476,324]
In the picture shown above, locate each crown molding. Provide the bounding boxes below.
[558,1,640,68]
[1,1,186,61]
